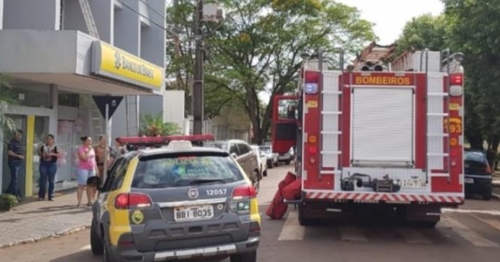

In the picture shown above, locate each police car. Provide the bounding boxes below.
[90,135,261,262]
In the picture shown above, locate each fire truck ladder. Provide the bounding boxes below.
[78,0,100,39]
[319,50,344,177]
[422,49,451,183]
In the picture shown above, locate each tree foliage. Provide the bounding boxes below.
[394,14,450,56]
[394,0,500,151]
[139,113,182,136]
[0,75,19,145]
[166,0,375,143]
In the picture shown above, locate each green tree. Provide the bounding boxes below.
[0,75,19,144]
[166,0,375,144]
[394,13,450,56]
[207,0,375,144]
[442,0,500,150]
[139,113,182,136]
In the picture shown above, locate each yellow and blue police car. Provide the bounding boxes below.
[90,140,261,262]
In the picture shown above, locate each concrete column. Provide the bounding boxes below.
[0,0,4,29]
[139,0,166,126]
[112,0,141,139]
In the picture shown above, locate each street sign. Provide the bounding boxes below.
[92,96,123,119]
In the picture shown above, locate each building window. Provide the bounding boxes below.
[58,93,80,107]
[13,81,52,108]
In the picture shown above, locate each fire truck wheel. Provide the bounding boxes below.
[415,221,438,228]
[298,205,317,226]
[483,191,492,200]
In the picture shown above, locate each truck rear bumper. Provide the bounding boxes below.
[303,190,464,206]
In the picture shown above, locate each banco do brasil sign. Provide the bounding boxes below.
[91,41,163,90]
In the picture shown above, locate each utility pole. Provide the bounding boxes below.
[173,0,182,88]
[192,0,204,135]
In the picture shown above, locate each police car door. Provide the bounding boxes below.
[95,158,126,221]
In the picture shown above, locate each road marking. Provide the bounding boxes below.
[80,244,91,250]
[472,215,500,233]
[277,211,305,241]
[395,227,433,244]
[492,193,500,199]
[338,225,367,242]
[442,208,500,216]
[440,217,499,247]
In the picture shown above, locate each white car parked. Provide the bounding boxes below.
[251,145,268,178]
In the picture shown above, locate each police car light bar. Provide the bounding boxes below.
[116,134,215,146]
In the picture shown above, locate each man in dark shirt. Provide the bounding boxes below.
[6,129,24,198]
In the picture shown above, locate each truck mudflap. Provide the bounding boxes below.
[303,191,464,205]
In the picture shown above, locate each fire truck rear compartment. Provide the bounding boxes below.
[351,87,415,168]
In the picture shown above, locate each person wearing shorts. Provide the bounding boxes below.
[76,136,97,207]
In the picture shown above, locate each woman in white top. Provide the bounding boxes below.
[38,134,61,201]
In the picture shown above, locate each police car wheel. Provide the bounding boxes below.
[90,222,104,255]
[102,240,115,262]
[230,251,257,262]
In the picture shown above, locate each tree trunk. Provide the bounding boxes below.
[466,130,483,150]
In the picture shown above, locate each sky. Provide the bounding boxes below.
[259,0,445,102]
[335,0,445,45]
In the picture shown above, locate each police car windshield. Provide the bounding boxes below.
[132,152,244,188]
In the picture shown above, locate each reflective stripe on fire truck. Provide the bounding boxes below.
[304,191,464,203]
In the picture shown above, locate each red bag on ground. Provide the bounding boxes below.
[265,172,298,219]
[266,181,288,219]
[282,179,302,201]
[283,171,297,185]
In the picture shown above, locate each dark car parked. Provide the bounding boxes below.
[464,148,493,200]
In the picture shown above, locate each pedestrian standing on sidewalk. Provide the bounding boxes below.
[37,134,60,201]
[76,136,97,207]
[94,135,115,182]
[113,137,127,159]
[6,129,24,200]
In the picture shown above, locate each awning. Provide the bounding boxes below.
[0,30,165,96]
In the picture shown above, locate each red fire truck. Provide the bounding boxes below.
[271,42,465,227]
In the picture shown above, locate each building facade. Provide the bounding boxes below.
[0,0,166,196]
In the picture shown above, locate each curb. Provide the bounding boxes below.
[493,193,500,200]
[0,224,90,250]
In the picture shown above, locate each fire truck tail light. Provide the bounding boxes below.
[308,146,318,154]
[304,71,320,83]
[450,148,458,157]
[449,85,463,96]
[451,160,457,167]
[449,74,463,85]
[309,157,316,164]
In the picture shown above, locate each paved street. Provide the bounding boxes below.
[1,165,500,262]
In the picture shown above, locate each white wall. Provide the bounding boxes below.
[163,90,185,131]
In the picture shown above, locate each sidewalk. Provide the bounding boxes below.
[0,191,92,249]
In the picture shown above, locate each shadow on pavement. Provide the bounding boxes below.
[50,251,100,262]
[49,252,227,262]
